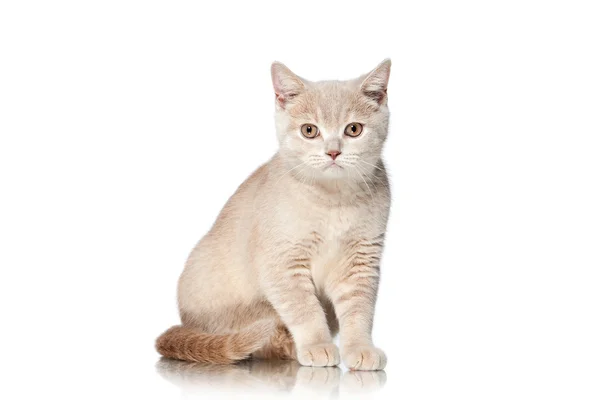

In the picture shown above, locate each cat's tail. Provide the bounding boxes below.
[155,319,276,364]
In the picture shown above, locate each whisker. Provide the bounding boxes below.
[353,165,374,202]
[359,159,385,172]
[274,160,310,185]
[292,163,309,185]
[355,162,386,186]
[355,162,379,190]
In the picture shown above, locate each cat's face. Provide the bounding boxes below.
[272,60,391,183]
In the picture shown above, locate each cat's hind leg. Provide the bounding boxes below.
[252,323,296,360]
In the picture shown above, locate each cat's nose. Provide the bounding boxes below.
[326,150,341,160]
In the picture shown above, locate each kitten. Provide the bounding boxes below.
[156,59,392,370]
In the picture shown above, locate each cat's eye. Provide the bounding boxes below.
[301,124,320,139]
[344,123,363,137]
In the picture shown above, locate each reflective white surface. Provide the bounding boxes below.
[156,358,386,398]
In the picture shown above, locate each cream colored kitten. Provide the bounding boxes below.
[156,59,392,370]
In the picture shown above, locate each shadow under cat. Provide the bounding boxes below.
[156,357,386,397]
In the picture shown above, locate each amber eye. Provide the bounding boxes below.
[300,124,320,138]
[344,123,363,137]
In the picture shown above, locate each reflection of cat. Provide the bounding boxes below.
[156,60,392,370]
[156,358,386,395]
[156,358,303,392]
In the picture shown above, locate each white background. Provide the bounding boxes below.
[1,1,599,399]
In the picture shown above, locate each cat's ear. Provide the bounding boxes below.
[271,62,305,108]
[360,58,391,105]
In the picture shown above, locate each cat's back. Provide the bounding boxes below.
[178,160,274,310]
[196,159,272,251]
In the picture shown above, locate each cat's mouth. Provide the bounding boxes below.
[325,162,343,170]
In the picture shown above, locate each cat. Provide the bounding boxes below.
[156,59,392,370]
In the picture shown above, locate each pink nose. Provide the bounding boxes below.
[326,150,341,160]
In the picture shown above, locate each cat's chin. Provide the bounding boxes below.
[320,164,347,178]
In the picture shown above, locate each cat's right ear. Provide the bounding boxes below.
[271,62,305,109]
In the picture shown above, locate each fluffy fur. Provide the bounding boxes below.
[156,59,392,370]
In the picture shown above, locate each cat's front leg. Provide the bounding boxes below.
[260,255,340,367]
[327,236,387,370]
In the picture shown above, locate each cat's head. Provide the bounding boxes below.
[271,59,391,183]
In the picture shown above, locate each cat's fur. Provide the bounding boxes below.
[156,59,392,370]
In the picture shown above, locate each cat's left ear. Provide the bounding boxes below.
[360,59,391,106]
[271,62,305,109]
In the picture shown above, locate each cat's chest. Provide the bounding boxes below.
[305,206,363,286]
[299,204,360,242]
[320,207,357,239]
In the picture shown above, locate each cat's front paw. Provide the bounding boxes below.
[342,345,387,370]
[297,343,340,367]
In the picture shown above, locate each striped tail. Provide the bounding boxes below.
[155,320,276,364]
